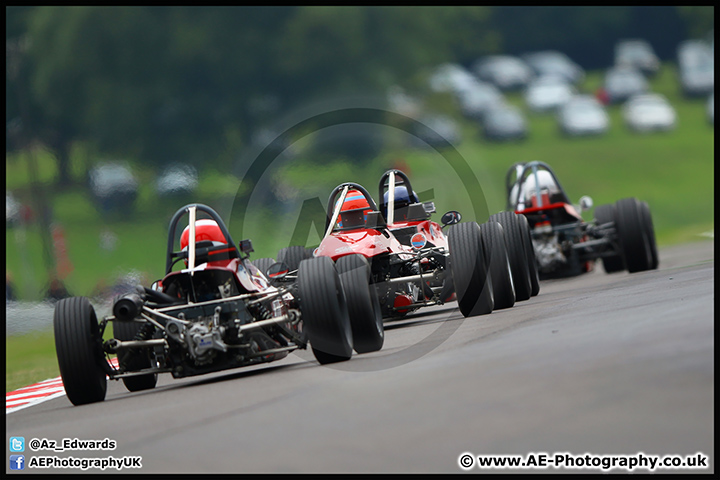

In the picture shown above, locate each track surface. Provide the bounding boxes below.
[6,240,714,474]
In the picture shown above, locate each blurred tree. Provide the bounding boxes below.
[677,6,714,39]
[8,5,711,186]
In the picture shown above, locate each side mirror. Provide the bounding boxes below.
[578,196,593,211]
[441,211,462,227]
[266,262,289,280]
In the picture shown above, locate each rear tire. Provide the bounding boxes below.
[54,297,108,405]
[479,222,515,309]
[614,198,653,273]
[113,321,158,392]
[448,222,494,317]
[638,201,659,270]
[297,256,353,364]
[278,246,313,272]
[594,203,625,273]
[489,211,532,301]
[517,213,540,296]
[336,254,384,354]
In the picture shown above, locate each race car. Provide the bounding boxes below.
[377,169,539,307]
[53,203,379,406]
[505,161,659,278]
[304,172,531,320]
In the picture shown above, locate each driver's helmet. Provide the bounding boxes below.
[381,185,419,220]
[180,219,231,267]
[511,170,561,209]
[336,189,372,230]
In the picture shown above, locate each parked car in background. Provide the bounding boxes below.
[522,50,585,85]
[89,161,138,214]
[156,164,199,198]
[557,94,610,137]
[524,75,576,113]
[412,114,462,148]
[679,62,714,98]
[454,79,506,121]
[428,63,478,94]
[614,39,660,77]
[603,66,649,104]
[6,192,21,227]
[622,93,677,133]
[677,39,713,70]
[472,55,534,91]
[483,105,528,142]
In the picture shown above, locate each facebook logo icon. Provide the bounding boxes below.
[10,455,25,470]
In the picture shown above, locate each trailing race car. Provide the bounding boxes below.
[505,161,659,278]
[378,169,539,307]
[311,180,497,319]
[53,203,379,406]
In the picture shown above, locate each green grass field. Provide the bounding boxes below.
[5,62,714,392]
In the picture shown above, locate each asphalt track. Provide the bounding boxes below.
[6,240,714,474]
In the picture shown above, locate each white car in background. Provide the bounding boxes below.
[622,93,677,133]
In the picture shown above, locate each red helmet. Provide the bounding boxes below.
[180,219,234,268]
[180,219,227,250]
[337,189,372,229]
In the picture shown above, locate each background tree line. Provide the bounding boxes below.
[5,6,714,184]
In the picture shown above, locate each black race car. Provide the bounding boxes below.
[53,203,379,406]
[505,161,659,278]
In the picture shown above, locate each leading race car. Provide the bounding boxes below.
[505,161,659,278]
[53,203,377,406]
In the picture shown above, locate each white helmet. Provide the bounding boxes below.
[510,170,560,209]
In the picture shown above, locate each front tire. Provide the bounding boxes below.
[278,246,313,272]
[297,256,353,364]
[336,254,384,354]
[54,297,108,405]
[614,198,653,273]
[594,203,625,273]
[448,222,494,317]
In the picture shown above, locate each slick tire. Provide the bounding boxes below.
[593,203,625,273]
[251,257,276,278]
[297,256,353,364]
[448,221,494,317]
[638,201,659,270]
[488,211,532,301]
[517,213,540,296]
[336,254,384,354]
[614,197,653,273]
[277,245,313,272]
[54,297,108,405]
[479,221,516,309]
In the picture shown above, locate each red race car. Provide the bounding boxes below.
[306,170,523,321]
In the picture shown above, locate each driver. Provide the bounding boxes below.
[511,170,563,210]
[380,185,420,222]
[180,219,233,268]
[336,189,373,230]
